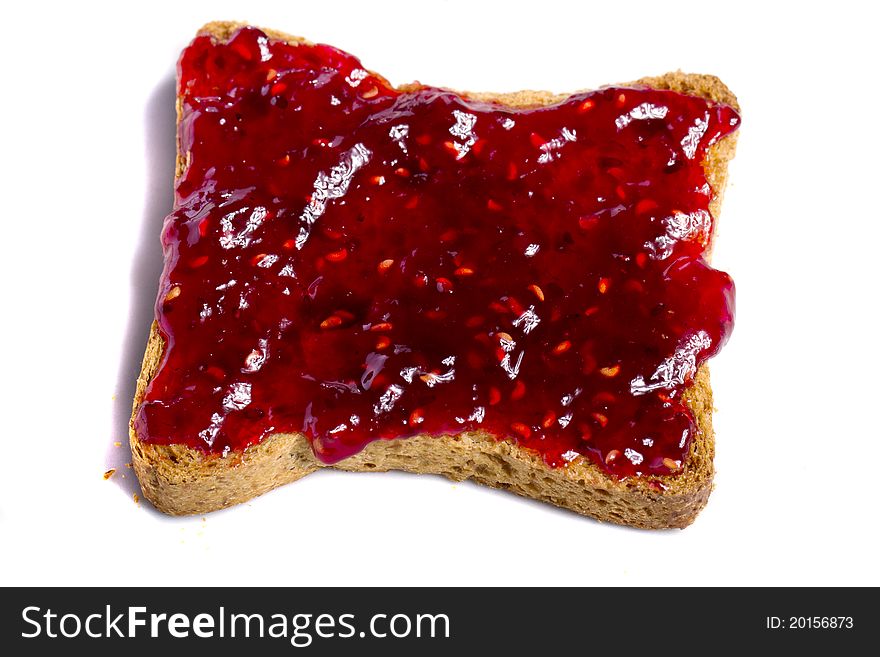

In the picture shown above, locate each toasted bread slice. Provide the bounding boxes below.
[130,21,738,529]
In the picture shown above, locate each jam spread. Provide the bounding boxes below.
[135,26,739,478]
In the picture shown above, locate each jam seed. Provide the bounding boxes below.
[581,352,597,374]
[496,331,514,343]
[579,215,599,231]
[443,141,459,156]
[487,199,503,211]
[277,153,291,167]
[455,266,475,277]
[375,336,392,351]
[598,277,611,294]
[409,408,425,425]
[584,306,600,317]
[371,175,386,185]
[474,333,492,347]
[592,391,616,405]
[325,248,348,262]
[578,99,595,112]
[511,380,527,401]
[553,340,572,355]
[206,366,225,381]
[361,85,379,99]
[506,296,525,316]
[271,82,287,96]
[369,322,393,332]
[592,412,609,428]
[322,226,343,240]
[599,364,620,377]
[488,387,502,405]
[436,277,454,293]
[528,284,545,302]
[663,458,681,471]
[635,198,658,214]
[616,92,626,107]
[164,286,181,302]
[265,68,277,81]
[394,167,410,177]
[635,253,648,268]
[377,259,395,274]
[624,280,644,294]
[542,412,556,429]
[605,449,622,464]
[320,315,343,330]
[510,422,531,438]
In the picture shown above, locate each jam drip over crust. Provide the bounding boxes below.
[136,27,739,478]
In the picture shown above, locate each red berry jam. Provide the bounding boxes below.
[135,26,739,478]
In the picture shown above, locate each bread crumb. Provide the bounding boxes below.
[103,469,116,480]
[111,393,117,401]
[133,493,140,504]
[114,441,122,447]
[125,462,133,468]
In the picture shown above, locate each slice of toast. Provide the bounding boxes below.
[130,21,738,529]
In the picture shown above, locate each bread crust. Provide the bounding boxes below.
[130,21,738,528]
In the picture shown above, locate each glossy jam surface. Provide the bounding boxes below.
[136,27,739,478]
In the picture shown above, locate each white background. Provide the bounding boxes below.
[1,0,878,587]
